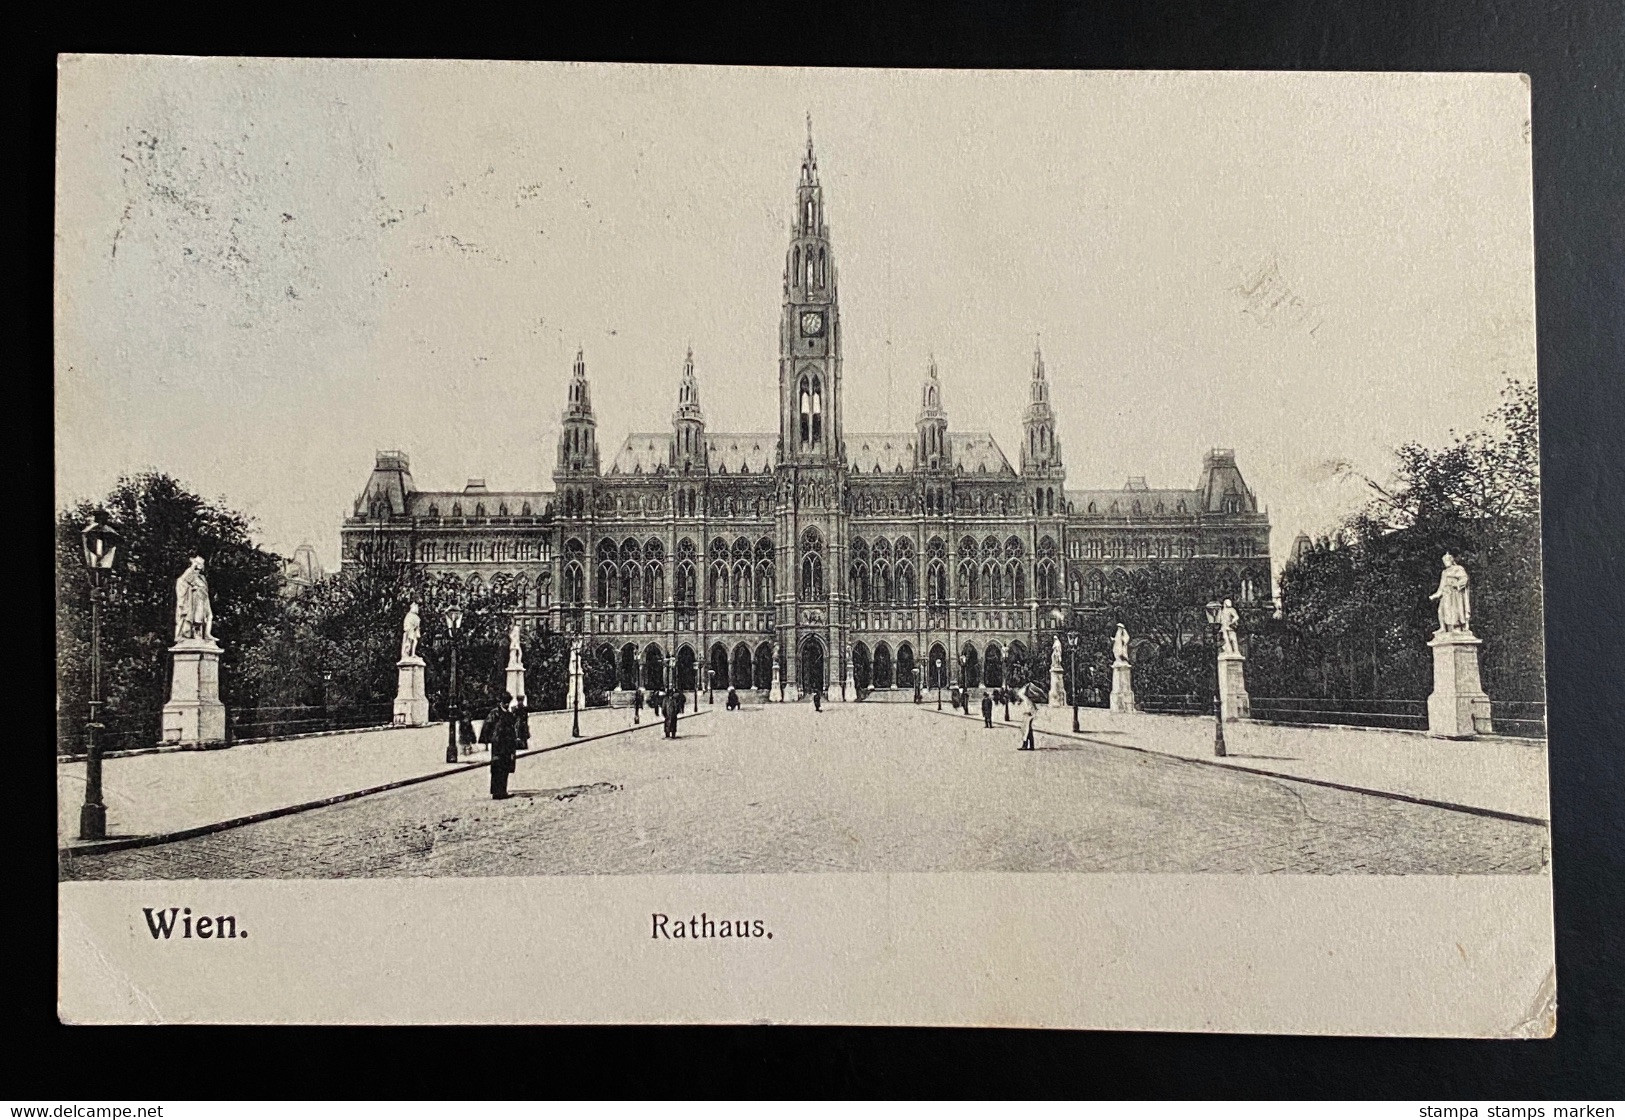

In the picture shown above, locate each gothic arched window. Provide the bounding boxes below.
[799,527,825,599]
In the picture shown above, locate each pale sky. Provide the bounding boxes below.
[55,60,1536,576]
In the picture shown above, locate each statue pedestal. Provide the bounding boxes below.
[1428,630,1492,738]
[1109,660,1136,713]
[1218,651,1250,721]
[566,671,585,714]
[841,667,855,701]
[1049,665,1068,708]
[770,665,781,702]
[394,657,429,726]
[506,664,528,706]
[163,639,227,745]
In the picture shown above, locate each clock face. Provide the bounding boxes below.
[800,310,824,337]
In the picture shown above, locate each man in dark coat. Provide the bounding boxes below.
[662,688,679,738]
[514,697,531,753]
[812,689,823,712]
[481,691,518,799]
[633,686,644,724]
[726,686,739,711]
[981,690,994,728]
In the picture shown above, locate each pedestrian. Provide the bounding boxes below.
[726,685,739,711]
[1001,687,1012,722]
[812,689,823,712]
[1018,685,1038,751]
[514,695,531,754]
[481,690,518,798]
[981,690,994,728]
[458,713,477,752]
[664,687,681,738]
[633,686,644,724]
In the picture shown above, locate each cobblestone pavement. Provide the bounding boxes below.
[62,703,1550,879]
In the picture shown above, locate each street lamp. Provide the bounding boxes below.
[707,667,715,706]
[570,633,584,739]
[1204,600,1228,758]
[442,604,463,763]
[77,508,122,841]
[1065,630,1081,733]
[935,657,943,710]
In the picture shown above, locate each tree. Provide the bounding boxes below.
[56,473,287,753]
[1276,378,1543,702]
[1056,558,1268,701]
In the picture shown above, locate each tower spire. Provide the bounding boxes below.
[672,345,706,472]
[556,346,599,476]
[916,352,949,469]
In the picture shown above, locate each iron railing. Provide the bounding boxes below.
[1136,693,1211,715]
[226,703,396,743]
[56,709,165,758]
[1486,700,1547,739]
[1249,696,1428,732]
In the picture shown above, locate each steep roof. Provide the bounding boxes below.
[1065,488,1201,516]
[845,431,1016,477]
[606,433,777,477]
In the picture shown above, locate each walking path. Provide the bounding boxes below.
[57,705,683,849]
[939,704,1549,822]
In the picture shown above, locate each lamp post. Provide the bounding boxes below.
[1066,630,1080,733]
[935,657,943,710]
[1002,658,1011,722]
[570,633,583,739]
[442,605,463,764]
[78,508,122,841]
[1204,600,1228,758]
[707,667,715,706]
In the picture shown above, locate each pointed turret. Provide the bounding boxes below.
[672,346,707,473]
[1020,338,1062,475]
[915,354,950,470]
[555,347,599,475]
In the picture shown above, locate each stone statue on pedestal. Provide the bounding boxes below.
[400,603,421,661]
[1429,553,1473,634]
[1426,554,1491,737]
[508,621,525,669]
[1051,636,1064,671]
[174,556,216,644]
[1112,623,1132,665]
[165,556,226,742]
[1218,599,1241,654]
[394,602,429,725]
[1109,623,1136,713]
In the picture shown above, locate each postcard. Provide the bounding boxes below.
[56,58,1550,1032]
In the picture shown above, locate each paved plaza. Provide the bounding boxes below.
[61,702,1549,879]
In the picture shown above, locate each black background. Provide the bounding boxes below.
[18,0,1624,1099]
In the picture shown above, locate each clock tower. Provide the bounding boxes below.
[775,118,848,700]
[779,117,842,468]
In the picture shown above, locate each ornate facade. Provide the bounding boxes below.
[341,128,1272,697]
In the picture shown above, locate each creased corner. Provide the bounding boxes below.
[1506,964,1556,1038]
[60,909,167,1025]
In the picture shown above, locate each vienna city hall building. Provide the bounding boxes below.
[342,131,1273,699]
